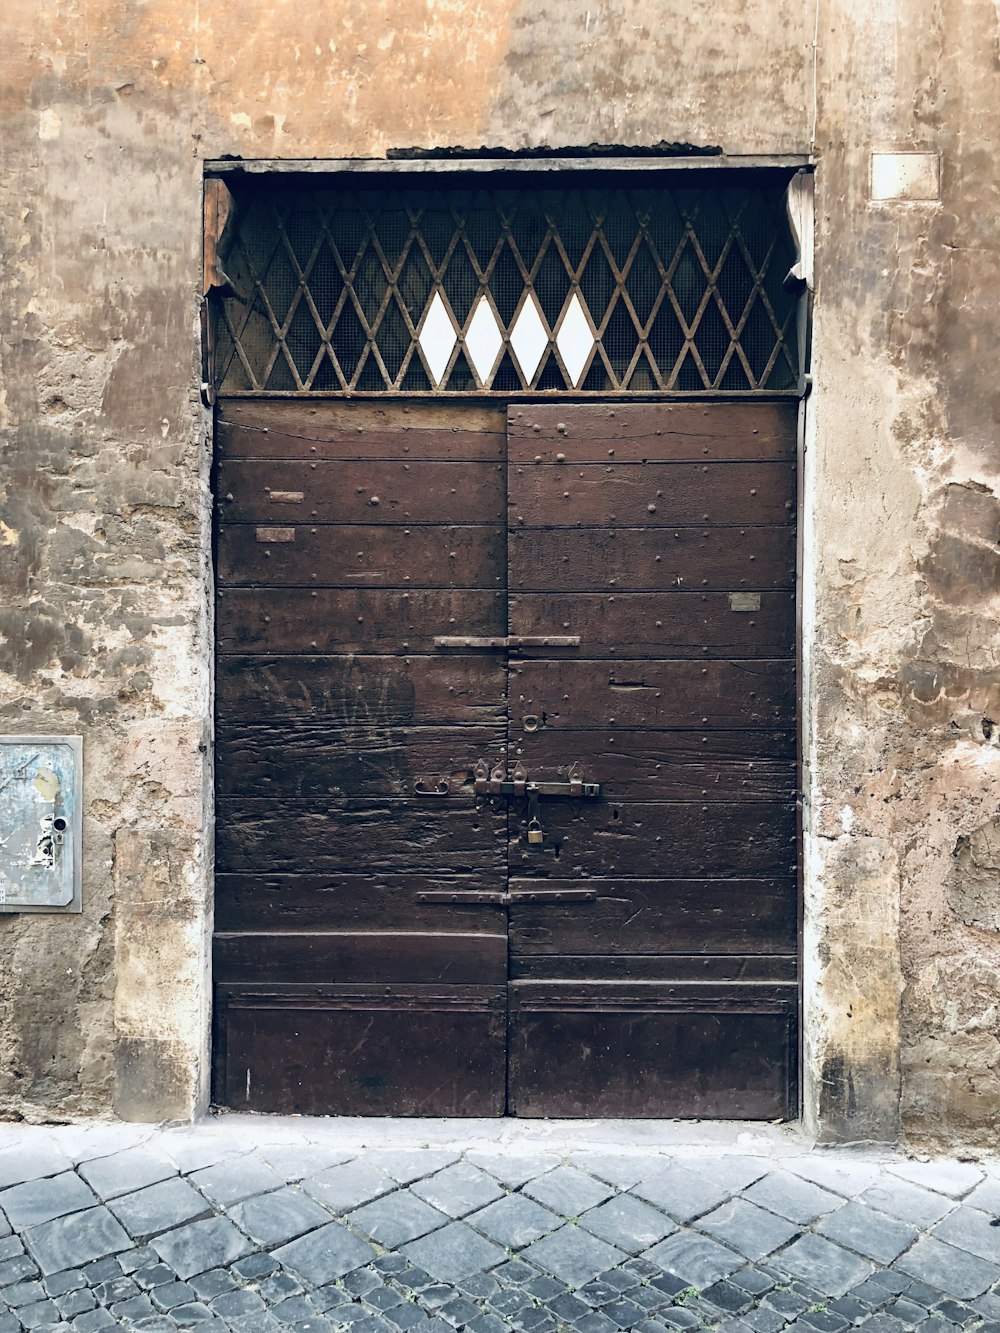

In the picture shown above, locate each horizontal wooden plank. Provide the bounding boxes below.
[513,731,796,801]
[508,987,796,1117]
[507,799,797,877]
[216,725,505,798]
[217,589,505,652]
[509,460,795,527]
[509,955,797,981]
[508,877,797,955]
[510,658,796,729]
[215,873,506,933]
[217,459,505,523]
[508,592,794,658]
[214,931,507,983]
[509,525,795,592]
[216,983,506,1115]
[216,654,506,726]
[218,523,505,588]
[216,799,507,874]
[218,399,506,460]
[508,401,798,463]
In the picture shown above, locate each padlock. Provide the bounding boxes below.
[527,817,545,846]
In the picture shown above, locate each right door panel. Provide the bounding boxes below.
[506,402,799,1118]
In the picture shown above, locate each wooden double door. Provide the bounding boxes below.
[213,398,798,1117]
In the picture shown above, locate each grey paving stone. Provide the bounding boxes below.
[402,1221,505,1284]
[91,1274,139,1304]
[108,1177,210,1239]
[54,1288,95,1318]
[744,1172,842,1226]
[886,1162,985,1199]
[966,1175,1000,1215]
[771,1233,874,1296]
[4,1277,46,1306]
[783,1156,884,1199]
[45,1272,85,1298]
[572,1156,648,1191]
[157,1134,245,1176]
[151,1279,196,1310]
[300,1161,394,1215]
[633,1166,732,1226]
[463,1154,560,1190]
[578,1194,675,1253]
[342,1268,381,1296]
[366,1153,460,1186]
[151,1216,252,1280]
[522,1167,613,1219]
[81,1256,122,1283]
[258,1148,355,1183]
[697,1197,800,1261]
[211,1288,268,1319]
[110,1292,157,1322]
[816,1201,920,1265]
[466,1193,559,1249]
[19,1299,61,1328]
[134,1262,179,1290]
[118,1244,159,1275]
[347,1190,447,1248]
[228,1185,331,1247]
[411,1164,504,1219]
[71,1310,119,1332]
[643,1230,742,1287]
[858,1180,955,1229]
[686,1156,772,1193]
[0,1146,73,1192]
[21,1208,131,1277]
[167,1300,215,1324]
[894,1236,999,1300]
[231,1252,279,1281]
[0,1175,100,1233]
[522,1225,626,1288]
[189,1157,284,1207]
[78,1151,177,1203]
[931,1204,1000,1263]
[273,1222,375,1285]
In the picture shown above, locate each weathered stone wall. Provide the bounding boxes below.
[0,0,996,1142]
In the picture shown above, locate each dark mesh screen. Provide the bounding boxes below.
[213,174,802,395]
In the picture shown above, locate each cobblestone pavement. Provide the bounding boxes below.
[0,1119,997,1333]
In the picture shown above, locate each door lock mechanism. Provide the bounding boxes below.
[473,759,600,800]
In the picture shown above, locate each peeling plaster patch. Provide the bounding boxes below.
[870,152,941,202]
[948,819,1000,933]
[0,522,19,548]
[38,107,61,140]
[230,111,252,130]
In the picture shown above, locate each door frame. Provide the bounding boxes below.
[201,154,816,1122]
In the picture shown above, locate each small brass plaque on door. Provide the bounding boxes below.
[728,592,761,612]
[255,527,296,543]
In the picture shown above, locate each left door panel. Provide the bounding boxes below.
[213,400,509,1115]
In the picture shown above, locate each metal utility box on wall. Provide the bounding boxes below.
[0,737,83,913]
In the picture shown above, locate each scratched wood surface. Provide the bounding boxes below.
[213,397,799,1118]
[214,400,509,1114]
[505,402,797,1117]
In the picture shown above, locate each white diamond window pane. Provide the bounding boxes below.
[465,297,503,384]
[510,294,548,384]
[556,293,594,388]
[418,291,458,387]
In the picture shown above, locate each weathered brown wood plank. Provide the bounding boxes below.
[507,592,794,658]
[217,589,505,652]
[214,931,507,983]
[509,461,795,528]
[509,955,798,981]
[509,526,795,592]
[508,402,798,464]
[216,798,508,873]
[218,398,506,460]
[216,655,507,726]
[216,725,504,797]
[218,459,505,523]
[507,799,797,877]
[218,523,505,588]
[509,659,796,729]
[507,876,797,955]
[214,873,506,933]
[513,731,796,800]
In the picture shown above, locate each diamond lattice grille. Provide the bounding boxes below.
[212,177,801,395]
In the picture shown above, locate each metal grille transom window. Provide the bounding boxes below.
[210,172,803,396]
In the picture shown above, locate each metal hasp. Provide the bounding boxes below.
[473,759,600,800]
[0,736,83,913]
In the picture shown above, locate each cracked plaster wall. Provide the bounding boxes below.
[0,0,996,1142]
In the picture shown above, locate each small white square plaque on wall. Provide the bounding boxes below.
[0,736,82,912]
[870,152,941,202]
